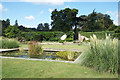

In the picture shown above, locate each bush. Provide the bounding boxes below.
[28,41,43,57]
[56,51,68,59]
[56,51,79,60]
[0,38,20,49]
[114,26,120,39]
[82,34,118,73]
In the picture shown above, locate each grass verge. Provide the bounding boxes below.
[2,58,118,78]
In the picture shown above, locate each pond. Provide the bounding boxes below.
[1,50,81,61]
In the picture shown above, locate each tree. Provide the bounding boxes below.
[51,8,78,32]
[103,14,113,29]
[5,25,20,38]
[80,10,113,32]
[44,23,49,31]
[15,20,18,26]
[2,19,10,36]
[37,23,44,31]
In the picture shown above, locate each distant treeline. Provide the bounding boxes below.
[1,8,120,40]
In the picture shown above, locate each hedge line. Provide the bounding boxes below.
[21,31,74,42]
[80,31,115,39]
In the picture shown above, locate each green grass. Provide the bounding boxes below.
[42,44,88,52]
[20,43,89,52]
[2,58,118,78]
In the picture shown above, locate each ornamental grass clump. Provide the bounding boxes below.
[0,38,20,49]
[28,41,43,57]
[82,34,118,74]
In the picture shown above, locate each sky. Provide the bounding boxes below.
[0,1,119,28]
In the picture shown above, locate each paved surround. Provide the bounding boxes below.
[0,56,74,63]
[0,48,82,63]
[0,48,81,53]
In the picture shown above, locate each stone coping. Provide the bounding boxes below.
[0,51,83,63]
[0,48,81,53]
[0,50,83,63]
[0,56,74,63]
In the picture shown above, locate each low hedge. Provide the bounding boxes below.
[79,31,115,39]
[21,31,74,42]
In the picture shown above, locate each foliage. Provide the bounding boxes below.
[5,25,20,38]
[66,31,75,41]
[56,51,79,60]
[80,11,113,32]
[37,23,49,31]
[21,31,74,42]
[0,38,20,49]
[107,24,118,31]
[19,47,25,55]
[1,19,10,36]
[56,51,68,59]
[82,34,118,73]
[114,26,120,39]
[80,31,115,39]
[28,41,43,57]
[67,51,75,60]
[51,8,78,32]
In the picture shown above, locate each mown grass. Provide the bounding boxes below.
[2,58,118,78]
[20,43,89,52]
[42,44,88,52]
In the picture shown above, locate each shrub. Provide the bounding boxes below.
[0,38,20,49]
[19,47,24,55]
[28,41,43,57]
[56,51,79,60]
[82,34,118,73]
[67,52,74,60]
[56,51,68,59]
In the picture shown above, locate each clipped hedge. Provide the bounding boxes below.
[80,31,115,39]
[21,31,74,42]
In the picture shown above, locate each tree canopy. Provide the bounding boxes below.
[51,8,78,32]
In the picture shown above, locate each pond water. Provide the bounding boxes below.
[2,51,81,61]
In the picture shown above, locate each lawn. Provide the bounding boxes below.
[20,42,89,52]
[2,58,118,78]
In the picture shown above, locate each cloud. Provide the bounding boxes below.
[2,0,120,3]
[0,3,8,13]
[0,3,3,13]
[118,11,120,25]
[3,8,8,12]
[24,16,35,20]
[48,8,53,13]
[1,0,76,5]
[106,11,118,25]
[106,11,116,16]
[64,5,70,8]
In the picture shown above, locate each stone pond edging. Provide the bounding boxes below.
[0,48,83,63]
